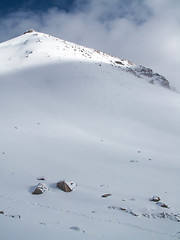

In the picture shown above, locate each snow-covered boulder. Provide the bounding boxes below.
[56,180,76,192]
[32,183,48,195]
[150,196,161,202]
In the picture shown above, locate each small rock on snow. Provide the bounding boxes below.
[156,202,169,208]
[37,176,46,181]
[101,193,112,198]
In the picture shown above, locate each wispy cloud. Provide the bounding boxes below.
[0,0,180,91]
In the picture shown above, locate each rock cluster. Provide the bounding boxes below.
[32,179,75,194]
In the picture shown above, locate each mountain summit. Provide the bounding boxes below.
[0,30,169,88]
[0,30,179,240]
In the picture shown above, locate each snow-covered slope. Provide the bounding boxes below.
[0,29,169,88]
[0,30,180,240]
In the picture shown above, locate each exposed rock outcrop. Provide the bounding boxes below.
[129,65,170,88]
[24,29,36,34]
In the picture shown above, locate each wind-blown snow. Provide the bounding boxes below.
[0,30,180,239]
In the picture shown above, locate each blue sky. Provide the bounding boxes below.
[0,0,180,91]
[0,0,76,15]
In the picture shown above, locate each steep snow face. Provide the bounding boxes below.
[0,30,169,88]
[0,31,180,240]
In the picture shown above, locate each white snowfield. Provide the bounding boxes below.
[0,30,180,240]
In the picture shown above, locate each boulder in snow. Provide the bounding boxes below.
[56,180,73,192]
[150,196,161,202]
[32,183,48,195]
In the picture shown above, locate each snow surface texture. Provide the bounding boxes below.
[0,30,180,239]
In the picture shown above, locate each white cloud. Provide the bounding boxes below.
[0,0,180,91]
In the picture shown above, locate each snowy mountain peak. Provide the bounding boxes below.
[0,30,179,240]
[0,30,169,88]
